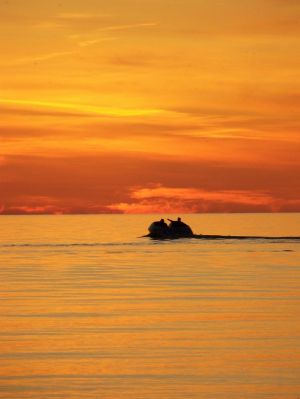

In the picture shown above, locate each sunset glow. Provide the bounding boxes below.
[1,0,299,213]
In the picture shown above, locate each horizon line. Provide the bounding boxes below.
[0,211,300,216]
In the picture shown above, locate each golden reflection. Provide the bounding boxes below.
[0,215,299,398]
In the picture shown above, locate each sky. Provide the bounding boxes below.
[0,0,299,214]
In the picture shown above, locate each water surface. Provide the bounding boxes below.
[0,214,299,398]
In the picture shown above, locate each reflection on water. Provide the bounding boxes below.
[0,214,299,398]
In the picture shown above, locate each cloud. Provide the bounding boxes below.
[14,51,76,65]
[0,105,93,119]
[0,98,165,118]
[1,102,299,169]
[57,13,111,20]
[73,22,157,47]
[1,51,77,67]
[78,37,119,47]
[0,195,111,215]
[12,18,157,65]
[1,151,299,214]
[35,12,112,30]
[0,126,54,139]
[107,185,300,214]
[97,22,157,32]
[131,186,274,205]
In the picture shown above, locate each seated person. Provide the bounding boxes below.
[167,217,193,236]
[158,218,168,228]
[167,217,183,226]
[148,218,169,236]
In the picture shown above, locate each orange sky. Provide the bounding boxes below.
[0,0,299,214]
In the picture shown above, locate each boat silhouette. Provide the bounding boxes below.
[144,218,300,240]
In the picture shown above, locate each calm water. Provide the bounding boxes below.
[0,214,299,399]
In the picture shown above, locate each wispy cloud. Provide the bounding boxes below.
[75,22,157,47]
[0,98,166,118]
[35,11,112,29]
[78,37,119,47]
[9,21,157,65]
[97,22,157,32]
[11,51,76,66]
[57,12,112,20]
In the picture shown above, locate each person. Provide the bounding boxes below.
[151,218,168,229]
[158,218,168,229]
[167,217,193,236]
[148,218,169,237]
[167,217,183,226]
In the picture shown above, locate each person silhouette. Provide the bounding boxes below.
[167,217,183,226]
[148,218,169,236]
[159,218,168,229]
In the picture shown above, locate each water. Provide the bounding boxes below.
[0,214,299,399]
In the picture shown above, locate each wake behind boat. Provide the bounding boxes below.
[144,218,300,240]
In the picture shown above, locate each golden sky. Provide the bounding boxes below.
[0,0,299,213]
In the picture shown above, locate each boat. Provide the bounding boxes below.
[144,219,300,240]
[147,218,193,238]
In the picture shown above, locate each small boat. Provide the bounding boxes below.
[148,219,194,239]
[144,219,300,240]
